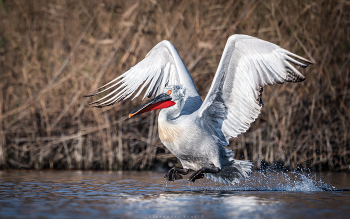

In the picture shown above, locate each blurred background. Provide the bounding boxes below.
[0,0,349,172]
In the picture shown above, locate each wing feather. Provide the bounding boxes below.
[85,40,200,109]
[197,34,312,145]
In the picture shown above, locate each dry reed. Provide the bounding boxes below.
[0,0,349,171]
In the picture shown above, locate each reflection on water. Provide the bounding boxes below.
[0,171,349,218]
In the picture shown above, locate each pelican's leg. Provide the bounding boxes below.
[188,167,220,182]
[164,167,189,181]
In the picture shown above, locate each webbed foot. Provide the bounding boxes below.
[188,167,220,183]
[164,167,189,181]
[188,170,205,182]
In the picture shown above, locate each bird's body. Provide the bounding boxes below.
[158,112,219,171]
[85,34,312,184]
[158,108,251,183]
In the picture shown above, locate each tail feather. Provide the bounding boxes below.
[206,159,253,184]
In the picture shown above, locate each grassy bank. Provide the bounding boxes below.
[0,0,349,171]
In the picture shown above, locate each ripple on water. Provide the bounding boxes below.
[0,171,349,219]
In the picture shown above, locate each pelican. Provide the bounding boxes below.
[85,34,312,184]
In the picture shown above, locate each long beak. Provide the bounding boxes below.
[129,93,176,118]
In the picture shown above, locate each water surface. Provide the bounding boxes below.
[0,171,349,218]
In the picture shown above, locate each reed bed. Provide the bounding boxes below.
[0,0,349,171]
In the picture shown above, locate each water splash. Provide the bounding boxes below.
[190,170,335,192]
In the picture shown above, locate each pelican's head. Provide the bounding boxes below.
[129,85,185,118]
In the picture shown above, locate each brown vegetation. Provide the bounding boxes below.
[0,0,349,171]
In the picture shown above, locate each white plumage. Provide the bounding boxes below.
[86,34,312,184]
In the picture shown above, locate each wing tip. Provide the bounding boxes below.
[285,67,306,83]
[296,75,306,82]
[282,49,314,67]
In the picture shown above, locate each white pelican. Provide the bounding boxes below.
[85,35,312,184]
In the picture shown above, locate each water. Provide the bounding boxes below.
[0,171,349,219]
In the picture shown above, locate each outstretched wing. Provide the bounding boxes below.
[197,34,312,145]
[85,40,200,109]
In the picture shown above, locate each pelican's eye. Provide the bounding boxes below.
[167,90,172,95]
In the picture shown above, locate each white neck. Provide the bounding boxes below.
[159,99,184,121]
